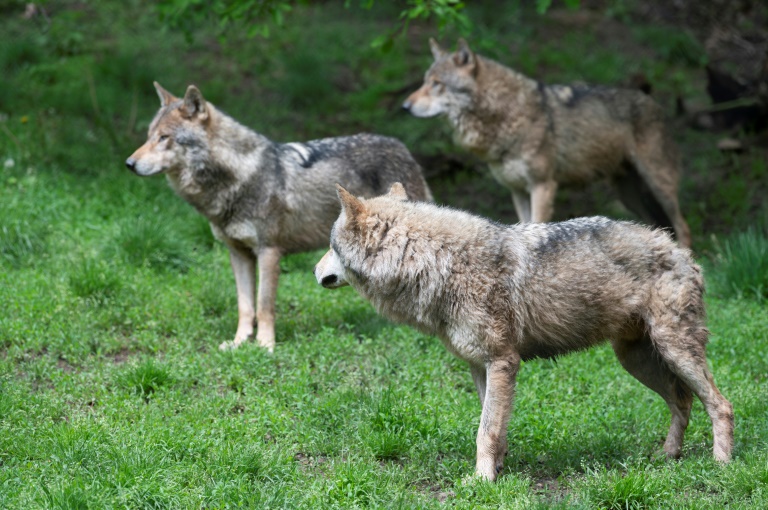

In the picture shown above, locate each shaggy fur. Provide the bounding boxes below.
[404,39,691,247]
[315,183,733,481]
[126,82,432,351]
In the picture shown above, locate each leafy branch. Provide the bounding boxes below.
[154,0,471,47]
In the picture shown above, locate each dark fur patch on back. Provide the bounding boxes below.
[546,84,601,108]
[534,217,611,256]
[362,169,381,192]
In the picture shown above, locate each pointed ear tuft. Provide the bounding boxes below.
[454,38,476,69]
[181,85,208,121]
[336,184,367,223]
[154,81,177,107]
[429,38,445,60]
[387,182,408,201]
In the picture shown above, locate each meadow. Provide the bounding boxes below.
[1,1,767,508]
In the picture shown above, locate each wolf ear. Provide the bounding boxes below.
[386,182,408,201]
[336,184,367,225]
[154,81,177,107]
[454,38,477,70]
[181,85,208,121]
[429,38,446,60]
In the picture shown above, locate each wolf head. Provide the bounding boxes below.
[402,38,479,118]
[125,82,211,176]
[314,183,409,289]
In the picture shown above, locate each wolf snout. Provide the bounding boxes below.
[314,250,348,289]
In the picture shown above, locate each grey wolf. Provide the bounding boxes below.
[403,38,692,248]
[315,183,732,481]
[126,82,432,351]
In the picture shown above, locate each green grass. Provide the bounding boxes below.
[1,147,767,509]
[1,1,767,508]
[707,220,768,302]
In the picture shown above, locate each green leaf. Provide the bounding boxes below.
[536,0,553,14]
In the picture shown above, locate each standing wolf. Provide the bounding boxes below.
[404,39,692,247]
[126,82,432,351]
[315,183,733,481]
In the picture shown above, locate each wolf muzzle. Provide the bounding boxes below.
[314,250,348,289]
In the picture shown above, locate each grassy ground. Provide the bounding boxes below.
[1,1,767,508]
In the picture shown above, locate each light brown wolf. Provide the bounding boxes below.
[126,83,432,351]
[315,183,733,481]
[404,39,692,248]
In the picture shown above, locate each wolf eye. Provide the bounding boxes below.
[158,134,169,142]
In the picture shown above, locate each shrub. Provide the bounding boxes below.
[709,223,768,302]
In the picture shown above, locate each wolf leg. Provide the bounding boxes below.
[475,357,519,481]
[511,189,532,223]
[611,334,693,459]
[614,166,675,229]
[255,246,281,352]
[220,246,257,351]
[470,363,487,406]
[648,325,734,462]
[529,180,557,223]
[629,140,691,248]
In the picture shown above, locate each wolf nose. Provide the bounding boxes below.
[125,158,136,171]
[321,275,338,288]
[402,100,412,111]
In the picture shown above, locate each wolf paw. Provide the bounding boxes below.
[218,340,238,351]
[460,473,484,486]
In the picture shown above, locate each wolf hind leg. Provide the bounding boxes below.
[611,333,693,459]
[647,322,734,462]
[628,137,691,247]
[614,162,675,232]
[255,246,281,353]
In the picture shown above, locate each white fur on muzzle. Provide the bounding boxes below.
[314,249,348,289]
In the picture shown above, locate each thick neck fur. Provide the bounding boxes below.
[450,56,541,160]
[165,104,274,224]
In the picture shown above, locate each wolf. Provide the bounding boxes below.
[315,183,733,481]
[126,82,432,352]
[403,38,692,248]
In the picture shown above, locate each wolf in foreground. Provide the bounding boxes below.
[126,82,432,351]
[314,183,733,481]
[404,39,692,248]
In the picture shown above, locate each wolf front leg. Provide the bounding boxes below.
[511,189,532,223]
[529,180,558,223]
[220,245,257,351]
[475,356,520,481]
[255,246,281,352]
